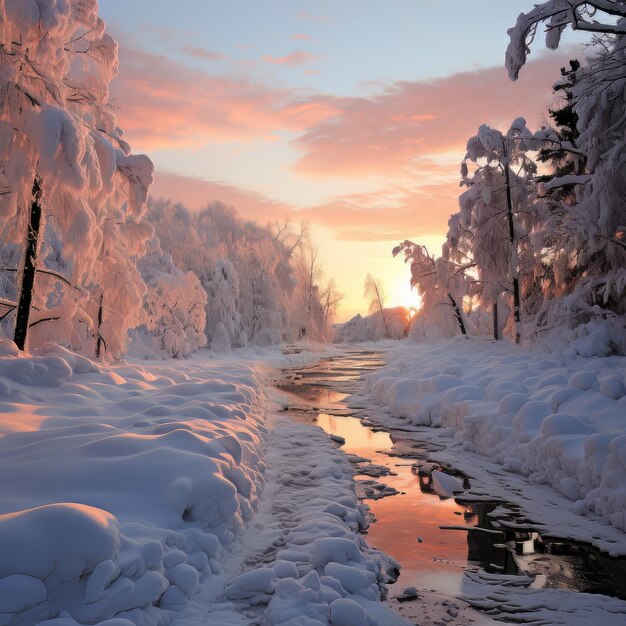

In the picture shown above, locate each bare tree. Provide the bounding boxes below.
[320,279,343,324]
[364,274,390,338]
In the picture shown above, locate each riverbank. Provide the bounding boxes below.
[366,336,626,544]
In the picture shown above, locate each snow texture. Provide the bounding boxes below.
[0,340,404,625]
[367,337,626,534]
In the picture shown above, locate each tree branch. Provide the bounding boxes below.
[28,316,61,329]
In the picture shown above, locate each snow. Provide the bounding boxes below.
[367,337,626,535]
[431,470,465,498]
[0,339,268,624]
[462,570,626,625]
[0,340,405,625]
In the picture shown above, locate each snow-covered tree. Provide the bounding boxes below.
[459,119,539,343]
[319,278,343,328]
[204,259,243,352]
[290,244,332,341]
[393,241,471,337]
[506,1,626,81]
[91,217,152,359]
[134,245,207,359]
[364,274,390,338]
[146,199,333,349]
[507,2,626,350]
[334,307,410,343]
[0,0,153,352]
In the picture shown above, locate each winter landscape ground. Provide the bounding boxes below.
[1,0,626,625]
[0,340,625,625]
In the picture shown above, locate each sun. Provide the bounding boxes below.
[388,276,422,312]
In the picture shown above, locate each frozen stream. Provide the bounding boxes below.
[277,347,626,622]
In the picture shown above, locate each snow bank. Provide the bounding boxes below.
[367,337,626,532]
[462,570,626,625]
[217,417,402,626]
[0,340,268,625]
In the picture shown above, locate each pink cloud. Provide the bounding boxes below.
[292,33,313,40]
[110,42,579,244]
[293,51,574,178]
[150,170,459,243]
[110,47,337,150]
[262,50,318,66]
[149,169,457,242]
[181,45,225,61]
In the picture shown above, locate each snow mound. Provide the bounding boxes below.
[0,344,268,625]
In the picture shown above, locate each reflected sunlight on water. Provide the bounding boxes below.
[315,410,474,596]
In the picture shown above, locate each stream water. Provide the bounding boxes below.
[277,348,626,609]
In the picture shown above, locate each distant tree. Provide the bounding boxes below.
[319,278,343,326]
[137,245,207,358]
[364,274,390,338]
[204,259,242,351]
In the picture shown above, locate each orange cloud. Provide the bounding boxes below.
[150,170,460,243]
[293,34,313,40]
[148,165,459,242]
[293,51,574,178]
[262,50,318,66]
[299,178,462,241]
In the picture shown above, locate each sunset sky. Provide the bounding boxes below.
[101,1,585,320]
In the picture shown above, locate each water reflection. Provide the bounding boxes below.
[315,409,492,596]
[279,355,626,602]
[317,413,392,454]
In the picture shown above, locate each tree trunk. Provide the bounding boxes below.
[504,163,521,344]
[493,299,499,341]
[14,177,43,351]
[448,293,467,336]
[95,292,104,359]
